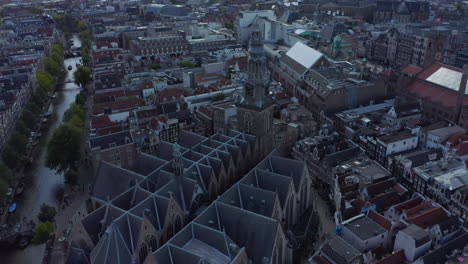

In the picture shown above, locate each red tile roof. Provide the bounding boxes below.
[371,247,385,260]
[404,63,468,108]
[406,207,449,229]
[367,179,396,197]
[405,200,434,218]
[197,105,214,118]
[194,86,218,95]
[158,88,192,102]
[274,92,290,101]
[91,115,115,129]
[457,142,468,156]
[93,98,146,114]
[140,80,154,89]
[227,56,248,71]
[368,210,392,230]
[341,182,359,193]
[402,65,423,75]
[369,191,401,211]
[416,62,462,80]
[352,199,367,212]
[393,197,423,213]
[194,72,225,85]
[375,250,406,264]
[136,108,159,119]
[95,125,125,136]
[94,90,126,103]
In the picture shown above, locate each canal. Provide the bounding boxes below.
[0,34,82,263]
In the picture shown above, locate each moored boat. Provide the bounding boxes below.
[16,183,25,195]
[8,203,16,213]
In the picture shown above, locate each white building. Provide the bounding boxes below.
[236,10,276,45]
[394,224,431,262]
[425,125,465,150]
[340,214,389,253]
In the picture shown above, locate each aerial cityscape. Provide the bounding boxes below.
[0,0,467,263]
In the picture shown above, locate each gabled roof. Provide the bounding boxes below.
[375,250,406,264]
[392,196,423,214]
[367,210,392,230]
[321,236,362,264]
[400,224,430,247]
[422,231,468,264]
[283,42,324,74]
[406,207,449,229]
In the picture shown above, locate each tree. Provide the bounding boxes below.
[64,169,78,186]
[21,109,36,129]
[63,103,85,124]
[15,120,31,137]
[8,131,27,153]
[73,66,91,87]
[1,146,21,169]
[46,123,83,173]
[212,92,226,101]
[26,102,41,116]
[51,43,64,56]
[0,177,7,197]
[225,21,233,30]
[0,163,13,182]
[37,203,57,222]
[150,64,161,70]
[31,91,46,108]
[0,164,13,195]
[36,70,53,92]
[44,57,62,77]
[81,47,91,67]
[77,20,88,32]
[75,92,86,106]
[32,221,54,244]
[178,60,195,68]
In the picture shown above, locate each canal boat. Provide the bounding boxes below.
[68,65,73,71]
[16,183,25,195]
[8,203,16,213]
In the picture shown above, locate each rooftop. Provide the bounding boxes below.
[400,224,430,247]
[285,42,323,71]
[343,215,387,241]
[321,236,362,263]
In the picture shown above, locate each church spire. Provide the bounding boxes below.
[241,30,272,110]
[173,143,184,177]
[172,143,187,213]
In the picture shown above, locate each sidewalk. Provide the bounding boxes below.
[49,186,88,264]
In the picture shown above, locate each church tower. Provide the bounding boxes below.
[237,30,274,159]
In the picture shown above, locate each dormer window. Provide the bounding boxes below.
[109,142,117,148]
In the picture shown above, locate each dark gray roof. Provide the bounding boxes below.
[401,224,430,247]
[66,247,89,264]
[194,202,279,264]
[321,236,362,264]
[83,129,309,264]
[92,162,145,201]
[89,130,133,150]
[422,231,468,264]
[343,216,387,241]
[399,148,443,168]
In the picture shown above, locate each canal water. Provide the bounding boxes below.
[0,34,82,263]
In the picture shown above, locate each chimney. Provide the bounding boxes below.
[455,65,468,124]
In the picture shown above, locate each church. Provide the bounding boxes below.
[66,31,314,264]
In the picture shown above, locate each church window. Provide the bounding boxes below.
[139,234,158,263]
[245,113,252,134]
[264,112,271,131]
